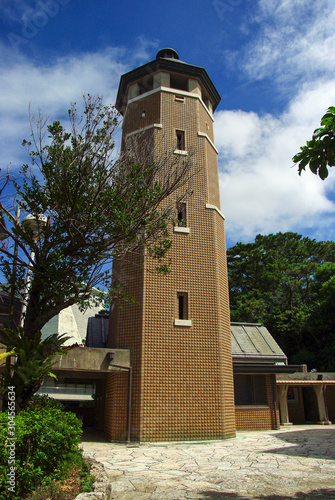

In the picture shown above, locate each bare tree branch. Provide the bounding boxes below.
[1,95,194,338]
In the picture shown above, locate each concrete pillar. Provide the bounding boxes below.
[188,78,202,97]
[278,385,292,426]
[128,83,140,100]
[313,385,331,424]
[153,71,170,89]
[204,98,213,114]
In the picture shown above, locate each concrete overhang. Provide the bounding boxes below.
[52,347,131,373]
[277,372,335,383]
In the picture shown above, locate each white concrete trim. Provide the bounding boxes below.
[127,86,214,121]
[126,123,163,138]
[205,203,225,220]
[173,226,190,234]
[174,319,192,327]
[173,149,188,156]
[197,132,219,154]
[235,405,269,410]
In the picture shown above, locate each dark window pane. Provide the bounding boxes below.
[234,375,267,405]
[177,203,187,227]
[176,130,185,150]
[177,292,188,320]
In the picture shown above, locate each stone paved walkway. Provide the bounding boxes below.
[81,425,335,500]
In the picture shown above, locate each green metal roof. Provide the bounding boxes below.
[231,322,287,363]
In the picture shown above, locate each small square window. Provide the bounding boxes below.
[176,130,185,151]
[177,292,188,320]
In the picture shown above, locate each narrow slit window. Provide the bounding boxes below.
[177,202,187,227]
[177,292,188,320]
[176,130,185,151]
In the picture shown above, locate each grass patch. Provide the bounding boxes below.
[25,454,94,500]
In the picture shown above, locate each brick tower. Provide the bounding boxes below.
[106,49,236,441]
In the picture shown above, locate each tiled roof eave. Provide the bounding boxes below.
[232,354,287,362]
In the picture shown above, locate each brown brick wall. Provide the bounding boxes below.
[206,143,221,208]
[214,211,236,437]
[235,375,280,431]
[123,92,161,137]
[107,249,145,441]
[107,84,236,441]
[104,372,129,441]
[198,100,214,140]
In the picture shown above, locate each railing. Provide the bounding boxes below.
[37,386,94,396]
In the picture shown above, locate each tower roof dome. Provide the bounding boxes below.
[156,48,179,60]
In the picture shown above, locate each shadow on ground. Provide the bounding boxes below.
[198,489,335,499]
[264,428,335,460]
[81,427,109,442]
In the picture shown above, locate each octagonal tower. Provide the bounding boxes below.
[105,50,236,442]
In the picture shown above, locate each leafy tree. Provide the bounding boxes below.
[292,106,335,180]
[0,329,69,410]
[227,232,335,370]
[0,95,192,407]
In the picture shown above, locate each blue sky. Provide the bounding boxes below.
[1,0,335,248]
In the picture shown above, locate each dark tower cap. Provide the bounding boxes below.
[156,48,179,60]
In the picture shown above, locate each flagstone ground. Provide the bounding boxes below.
[81,425,335,499]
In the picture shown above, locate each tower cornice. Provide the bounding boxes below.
[116,55,221,114]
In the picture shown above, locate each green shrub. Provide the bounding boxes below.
[27,394,66,411]
[78,457,95,492]
[0,398,83,499]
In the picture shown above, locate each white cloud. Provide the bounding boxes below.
[0,45,133,169]
[216,79,335,244]
[214,110,269,158]
[214,0,335,245]
[0,36,162,169]
[0,0,36,24]
[242,0,335,84]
